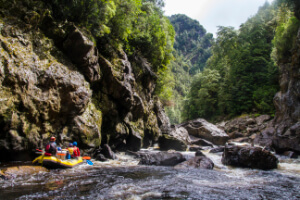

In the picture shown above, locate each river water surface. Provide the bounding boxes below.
[0,150,300,200]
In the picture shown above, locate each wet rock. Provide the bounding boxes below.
[221,145,278,170]
[188,145,204,152]
[228,131,244,139]
[101,144,116,160]
[209,146,225,153]
[1,166,49,179]
[95,153,108,162]
[190,136,214,147]
[179,118,229,145]
[174,151,214,170]
[136,151,186,166]
[283,151,298,159]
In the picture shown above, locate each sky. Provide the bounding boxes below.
[164,0,275,37]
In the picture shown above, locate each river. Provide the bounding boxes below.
[0,150,300,200]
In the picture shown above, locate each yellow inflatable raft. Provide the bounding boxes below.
[32,155,83,169]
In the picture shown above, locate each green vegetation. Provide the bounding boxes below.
[183,0,300,122]
[163,14,213,123]
[45,0,174,73]
[2,0,298,125]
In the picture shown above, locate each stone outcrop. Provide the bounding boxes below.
[179,118,229,145]
[219,115,272,143]
[221,145,278,170]
[0,1,170,161]
[254,12,300,153]
[0,18,101,160]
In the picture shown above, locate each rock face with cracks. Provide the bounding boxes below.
[0,1,169,161]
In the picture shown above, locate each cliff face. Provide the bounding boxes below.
[271,25,300,153]
[255,6,300,153]
[0,1,169,160]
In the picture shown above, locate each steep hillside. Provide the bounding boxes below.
[164,14,213,124]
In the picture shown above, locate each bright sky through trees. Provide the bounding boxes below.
[164,0,275,36]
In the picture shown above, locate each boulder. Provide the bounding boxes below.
[188,145,204,152]
[221,145,278,170]
[190,135,214,147]
[179,118,229,145]
[136,151,186,166]
[174,152,214,170]
[283,151,298,159]
[209,146,225,153]
[159,126,190,151]
[256,115,271,125]
[101,144,116,160]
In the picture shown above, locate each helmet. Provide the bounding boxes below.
[50,136,56,141]
[73,141,77,146]
[69,143,73,147]
[57,147,62,151]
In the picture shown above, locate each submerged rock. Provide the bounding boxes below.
[1,166,49,179]
[221,145,278,170]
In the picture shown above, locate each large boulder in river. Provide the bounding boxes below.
[134,151,186,166]
[159,126,191,151]
[221,145,278,170]
[174,150,214,170]
[178,118,229,145]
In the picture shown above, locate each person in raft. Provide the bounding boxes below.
[72,141,80,158]
[45,136,57,156]
[66,143,74,159]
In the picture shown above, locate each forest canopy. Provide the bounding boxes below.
[181,0,300,122]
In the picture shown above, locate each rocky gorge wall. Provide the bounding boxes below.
[0,1,170,161]
[255,5,300,153]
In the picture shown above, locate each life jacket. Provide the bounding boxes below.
[67,147,74,156]
[45,142,57,155]
[73,147,80,157]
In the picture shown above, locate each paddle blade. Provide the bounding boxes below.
[86,160,93,165]
[82,156,91,160]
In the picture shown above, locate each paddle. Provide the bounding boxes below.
[86,160,93,165]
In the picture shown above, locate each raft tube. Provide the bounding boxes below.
[32,155,83,169]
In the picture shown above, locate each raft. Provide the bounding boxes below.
[32,155,83,169]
